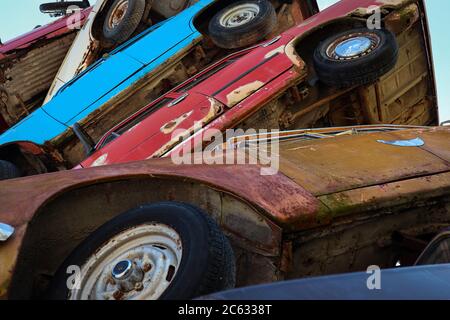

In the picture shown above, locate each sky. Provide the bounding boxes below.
[0,0,448,122]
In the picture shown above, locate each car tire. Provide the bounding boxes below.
[48,202,236,300]
[102,0,146,46]
[0,160,21,181]
[208,0,277,49]
[313,28,399,88]
[39,1,91,14]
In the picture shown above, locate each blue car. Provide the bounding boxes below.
[0,0,311,180]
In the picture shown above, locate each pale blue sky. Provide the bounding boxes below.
[0,0,448,121]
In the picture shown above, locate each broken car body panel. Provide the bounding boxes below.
[0,9,90,132]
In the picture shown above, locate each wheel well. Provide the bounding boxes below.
[91,0,153,43]
[91,1,115,42]
[192,0,316,36]
[0,144,46,176]
[8,177,282,299]
[192,0,238,35]
[292,18,367,75]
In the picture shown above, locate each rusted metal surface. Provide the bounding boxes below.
[0,33,78,125]
[1,126,449,298]
[277,127,450,197]
[0,159,318,229]
[319,171,450,221]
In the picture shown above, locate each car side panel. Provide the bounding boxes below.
[42,51,144,124]
[0,109,67,145]
[123,4,203,65]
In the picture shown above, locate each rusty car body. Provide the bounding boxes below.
[0,0,439,182]
[0,125,449,299]
[0,8,90,133]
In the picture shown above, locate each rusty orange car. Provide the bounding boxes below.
[0,124,449,299]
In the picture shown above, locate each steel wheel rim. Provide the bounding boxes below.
[219,4,260,28]
[69,223,183,300]
[108,0,129,29]
[326,33,381,61]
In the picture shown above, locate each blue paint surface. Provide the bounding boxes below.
[0,0,212,146]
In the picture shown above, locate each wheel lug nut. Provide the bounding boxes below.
[113,290,124,300]
[142,263,152,273]
[135,282,144,291]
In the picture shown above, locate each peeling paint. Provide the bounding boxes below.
[91,153,109,168]
[160,110,194,134]
[285,43,305,69]
[264,45,286,59]
[153,99,224,158]
[226,81,264,107]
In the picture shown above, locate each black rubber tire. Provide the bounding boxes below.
[208,0,277,49]
[0,160,21,181]
[40,1,90,13]
[102,0,146,46]
[313,28,399,88]
[48,202,236,300]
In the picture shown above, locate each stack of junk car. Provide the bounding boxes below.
[0,0,449,300]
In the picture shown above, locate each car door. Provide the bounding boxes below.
[82,91,222,167]
[193,35,295,108]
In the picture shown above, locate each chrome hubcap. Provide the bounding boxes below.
[69,224,183,300]
[335,37,372,58]
[327,33,380,60]
[220,4,260,28]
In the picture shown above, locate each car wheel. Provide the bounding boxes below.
[0,160,21,181]
[313,28,399,88]
[49,202,236,300]
[208,0,277,49]
[102,0,146,46]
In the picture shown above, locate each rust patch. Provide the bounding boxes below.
[280,241,293,273]
[226,81,264,107]
[160,110,193,134]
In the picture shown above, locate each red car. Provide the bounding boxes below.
[0,8,90,133]
[79,0,438,168]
